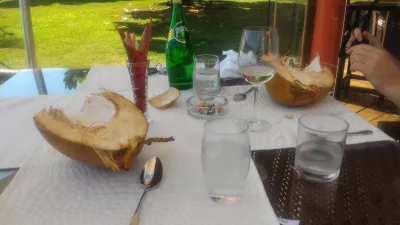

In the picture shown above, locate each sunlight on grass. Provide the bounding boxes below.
[130,18,152,25]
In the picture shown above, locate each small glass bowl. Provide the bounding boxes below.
[186,95,228,119]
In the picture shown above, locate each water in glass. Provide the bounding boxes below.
[194,68,220,98]
[295,139,343,180]
[202,141,250,203]
[295,114,349,182]
[193,54,220,99]
[202,118,250,204]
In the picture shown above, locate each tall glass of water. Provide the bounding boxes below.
[202,118,250,204]
[193,54,221,99]
[238,26,280,132]
[295,114,349,182]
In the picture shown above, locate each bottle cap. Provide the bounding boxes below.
[173,0,182,3]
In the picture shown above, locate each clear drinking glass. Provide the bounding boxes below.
[238,26,280,132]
[295,114,349,182]
[201,117,251,204]
[193,54,221,99]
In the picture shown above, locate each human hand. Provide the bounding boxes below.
[346,44,400,107]
[346,28,382,50]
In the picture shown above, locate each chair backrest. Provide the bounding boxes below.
[381,11,400,60]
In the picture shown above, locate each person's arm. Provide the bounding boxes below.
[346,35,400,108]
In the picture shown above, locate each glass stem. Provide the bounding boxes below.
[252,85,259,120]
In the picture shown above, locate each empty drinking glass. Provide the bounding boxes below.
[201,117,251,204]
[295,114,349,182]
[193,54,221,99]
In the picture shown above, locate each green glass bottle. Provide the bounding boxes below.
[166,0,194,90]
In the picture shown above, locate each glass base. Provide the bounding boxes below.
[210,196,240,204]
[248,119,271,132]
[295,167,340,182]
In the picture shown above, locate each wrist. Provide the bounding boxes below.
[384,85,400,108]
[383,56,400,107]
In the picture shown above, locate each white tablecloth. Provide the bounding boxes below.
[0,135,277,225]
[0,66,392,169]
[0,95,66,168]
[0,66,285,225]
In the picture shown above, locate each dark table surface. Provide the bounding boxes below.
[252,141,400,225]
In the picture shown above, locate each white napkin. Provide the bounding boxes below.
[220,50,242,79]
[238,50,257,67]
[220,50,258,79]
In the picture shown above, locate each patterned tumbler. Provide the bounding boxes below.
[126,61,149,115]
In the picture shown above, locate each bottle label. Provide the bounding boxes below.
[168,21,189,43]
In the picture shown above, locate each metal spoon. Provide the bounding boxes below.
[310,130,373,139]
[348,129,373,136]
[233,87,255,102]
[130,157,163,225]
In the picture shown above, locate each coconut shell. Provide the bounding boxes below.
[33,91,149,171]
[148,87,180,109]
[265,63,334,106]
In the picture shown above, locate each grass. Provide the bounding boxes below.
[1,0,162,69]
[1,0,316,69]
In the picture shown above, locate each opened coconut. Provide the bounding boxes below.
[265,55,335,106]
[149,87,180,109]
[33,91,148,171]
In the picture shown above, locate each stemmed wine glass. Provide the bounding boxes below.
[238,26,280,132]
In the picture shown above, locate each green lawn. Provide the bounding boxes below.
[1,0,315,69]
[1,0,166,69]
